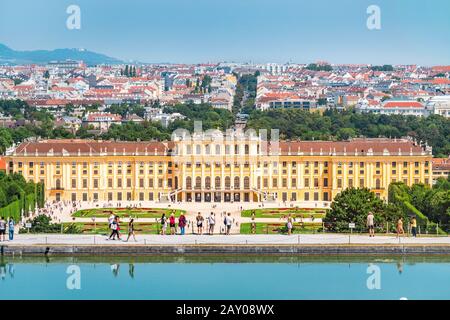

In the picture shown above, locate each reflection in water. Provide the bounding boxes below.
[0,259,14,280]
[129,264,135,279]
[111,264,120,277]
[0,256,449,299]
[110,263,135,279]
[397,262,404,274]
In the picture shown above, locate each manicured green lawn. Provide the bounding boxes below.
[240,222,323,234]
[63,221,174,235]
[241,208,326,219]
[72,208,185,219]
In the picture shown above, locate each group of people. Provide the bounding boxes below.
[159,211,234,235]
[107,214,137,242]
[159,211,187,235]
[366,211,418,238]
[0,217,14,241]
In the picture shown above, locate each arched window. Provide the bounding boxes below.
[196,145,201,155]
[205,145,210,155]
[244,177,250,189]
[225,176,231,188]
[215,145,221,155]
[234,177,241,189]
[257,177,261,189]
[215,176,221,189]
[186,176,192,189]
[245,144,250,155]
[56,179,61,189]
[376,179,381,189]
[234,176,240,189]
[195,176,201,188]
[205,176,211,188]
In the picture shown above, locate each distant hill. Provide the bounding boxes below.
[0,43,123,66]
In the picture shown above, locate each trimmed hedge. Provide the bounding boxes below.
[0,194,35,222]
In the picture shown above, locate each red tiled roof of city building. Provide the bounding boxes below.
[432,157,450,170]
[383,101,424,108]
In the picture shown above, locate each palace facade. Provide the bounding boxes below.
[3,135,433,203]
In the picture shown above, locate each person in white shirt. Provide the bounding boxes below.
[225,213,232,235]
[208,212,216,235]
[108,213,115,228]
[367,211,375,238]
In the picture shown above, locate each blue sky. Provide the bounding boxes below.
[0,0,449,65]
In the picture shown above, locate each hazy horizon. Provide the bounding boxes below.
[0,0,449,66]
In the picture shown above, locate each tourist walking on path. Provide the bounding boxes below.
[108,216,120,240]
[397,217,405,238]
[108,212,115,228]
[7,218,14,241]
[410,217,417,237]
[367,211,375,237]
[286,214,293,235]
[208,212,215,235]
[116,216,122,240]
[160,213,167,235]
[178,213,187,235]
[225,213,232,235]
[169,212,176,235]
[196,212,204,235]
[0,217,6,242]
[125,218,137,242]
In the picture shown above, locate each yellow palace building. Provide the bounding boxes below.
[3,135,433,204]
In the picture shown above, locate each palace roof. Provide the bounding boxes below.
[9,138,430,157]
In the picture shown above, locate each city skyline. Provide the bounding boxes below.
[0,0,449,66]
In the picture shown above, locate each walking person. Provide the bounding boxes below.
[160,213,167,235]
[225,213,232,235]
[108,212,115,229]
[410,217,417,237]
[178,212,187,235]
[108,216,119,240]
[116,216,122,240]
[286,214,293,235]
[7,217,14,241]
[0,217,6,242]
[367,211,375,237]
[397,217,405,238]
[125,218,137,242]
[169,212,176,235]
[196,212,204,235]
[208,212,215,235]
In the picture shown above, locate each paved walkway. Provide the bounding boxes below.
[3,234,450,246]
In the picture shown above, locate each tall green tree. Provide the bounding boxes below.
[324,188,387,232]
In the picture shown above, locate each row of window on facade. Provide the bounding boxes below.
[65,191,331,203]
[181,144,252,155]
[14,159,428,172]
[52,175,428,191]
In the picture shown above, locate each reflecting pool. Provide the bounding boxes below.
[0,256,449,300]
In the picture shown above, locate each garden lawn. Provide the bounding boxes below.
[63,222,169,235]
[240,222,323,235]
[72,208,185,219]
[241,208,326,219]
